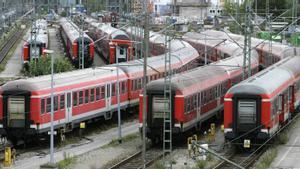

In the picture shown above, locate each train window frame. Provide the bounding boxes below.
[79,91,84,105]
[193,95,197,109]
[85,89,89,104]
[96,87,100,101]
[54,96,58,111]
[198,93,201,106]
[60,94,65,109]
[121,81,126,94]
[278,94,283,111]
[46,97,51,113]
[90,88,95,102]
[41,98,45,114]
[190,96,194,111]
[73,92,78,106]
[101,86,105,99]
[112,83,116,96]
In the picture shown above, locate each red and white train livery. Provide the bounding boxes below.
[0,40,199,144]
[59,18,94,67]
[83,17,133,64]
[201,30,296,68]
[224,56,300,143]
[139,41,259,142]
[23,19,49,63]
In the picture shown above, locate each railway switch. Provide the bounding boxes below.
[4,147,11,167]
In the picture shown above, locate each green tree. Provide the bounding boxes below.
[23,57,74,77]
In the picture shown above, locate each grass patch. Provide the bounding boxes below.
[194,160,207,169]
[58,155,77,169]
[275,131,289,145]
[253,148,277,169]
[153,161,166,169]
[102,133,139,148]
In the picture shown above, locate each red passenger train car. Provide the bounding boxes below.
[202,30,296,68]
[224,56,300,145]
[0,40,199,144]
[23,19,48,63]
[59,18,94,67]
[139,41,260,143]
[83,17,133,64]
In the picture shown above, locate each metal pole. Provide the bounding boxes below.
[204,33,207,65]
[81,14,84,69]
[117,48,122,143]
[142,0,149,168]
[50,52,54,164]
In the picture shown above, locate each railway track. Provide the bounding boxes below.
[213,148,265,169]
[0,29,24,63]
[108,149,164,169]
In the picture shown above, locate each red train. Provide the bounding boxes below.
[224,56,300,145]
[125,26,167,57]
[59,18,94,67]
[0,40,199,144]
[202,30,296,68]
[139,40,260,143]
[83,17,133,64]
[23,19,48,63]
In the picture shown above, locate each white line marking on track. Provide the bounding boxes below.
[276,136,300,166]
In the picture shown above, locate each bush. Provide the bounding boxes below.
[23,57,74,77]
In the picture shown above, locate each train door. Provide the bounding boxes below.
[116,46,127,62]
[65,92,72,123]
[8,96,25,128]
[106,83,112,111]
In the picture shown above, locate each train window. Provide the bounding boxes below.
[101,86,105,99]
[201,92,204,105]
[46,98,51,112]
[60,95,65,109]
[278,95,283,111]
[138,79,142,89]
[90,88,95,102]
[79,91,83,104]
[122,81,127,94]
[73,92,78,106]
[85,90,89,103]
[41,99,45,114]
[193,95,197,109]
[107,84,111,98]
[54,96,58,111]
[198,93,201,106]
[96,87,100,101]
[131,80,135,91]
[190,97,194,110]
[112,83,116,96]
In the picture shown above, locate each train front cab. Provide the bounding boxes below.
[224,94,269,144]
[144,89,177,143]
[109,38,133,64]
[75,37,94,67]
[0,90,34,144]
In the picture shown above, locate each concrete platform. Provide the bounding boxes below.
[270,116,300,169]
